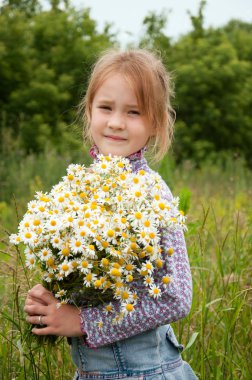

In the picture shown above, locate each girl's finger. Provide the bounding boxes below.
[24,304,47,316]
[26,295,48,306]
[32,326,56,336]
[26,314,48,326]
[28,286,55,305]
[25,297,46,307]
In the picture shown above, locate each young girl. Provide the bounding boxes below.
[24,49,197,379]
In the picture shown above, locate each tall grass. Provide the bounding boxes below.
[0,151,251,379]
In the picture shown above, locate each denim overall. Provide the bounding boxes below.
[71,324,197,379]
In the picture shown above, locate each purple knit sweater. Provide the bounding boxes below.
[80,148,192,348]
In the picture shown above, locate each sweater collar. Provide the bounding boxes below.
[89,145,147,163]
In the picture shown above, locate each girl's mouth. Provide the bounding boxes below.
[104,135,127,141]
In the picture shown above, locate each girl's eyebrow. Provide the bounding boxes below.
[96,98,139,108]
[96,98,112,103]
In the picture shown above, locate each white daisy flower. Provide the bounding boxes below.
[105,303,114,314]
[19,230,36,245]
[149,285,162,299]
[144,276,154,287]
[25,255,36,269]
[59,260,72,277]
[79,260,93,274]
[38,247,53,261]
[51,234,63,249]
[83,271,97,287]
[141,261,154,275]
[121,302,135,315]
[70,236,85,254]
[55,289,67,299]
[43,271,54,283]
[9,234,21,245]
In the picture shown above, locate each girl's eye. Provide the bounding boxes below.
[99,105,111,111]
[128,110,140,115]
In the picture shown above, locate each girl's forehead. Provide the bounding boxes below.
[97,72,142,100]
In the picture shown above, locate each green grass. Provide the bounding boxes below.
[0,151,251,379]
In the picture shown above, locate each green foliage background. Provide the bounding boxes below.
[0,1,251,379]
[1,0,252,180]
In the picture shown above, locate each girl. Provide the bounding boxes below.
[24,49,197,379]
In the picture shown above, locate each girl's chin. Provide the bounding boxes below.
[98,147,131,157]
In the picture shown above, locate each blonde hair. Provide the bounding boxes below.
[79,48,175,162]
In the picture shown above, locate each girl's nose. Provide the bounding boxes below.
[107,114,125,129]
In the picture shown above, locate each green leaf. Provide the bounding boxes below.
[184,332,199,351]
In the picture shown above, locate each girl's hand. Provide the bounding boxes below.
[24,284,83,337]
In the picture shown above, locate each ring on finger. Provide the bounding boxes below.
[38,315,44,326]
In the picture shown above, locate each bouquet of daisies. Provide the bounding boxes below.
[10,155,186,323]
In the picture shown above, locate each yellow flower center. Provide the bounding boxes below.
[62,247,70,256]
[94,280,102,288]
[125,304,134,312]
[107,229,115,238]
[162,276,170,284]
[85,273,92,282]
[122,291,129,300]
[126,263,133,271]
[146,245,153,254]
[167,248,174,256]
[102,241,109,248]
[135,212,142,220]
[101,258,109,266]
[120,173,126,180]
[145,263,152,270]
[155,259,163,268]
[110,268,121,277]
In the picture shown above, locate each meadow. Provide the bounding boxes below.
[0,150,251,380]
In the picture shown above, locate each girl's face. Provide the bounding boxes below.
[89,73,155,157]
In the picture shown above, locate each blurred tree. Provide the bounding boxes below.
[0,0,251,167]
[139,2,252,166]
[0,1,116,154]
[140,10,171,51]
[1,0,40,15]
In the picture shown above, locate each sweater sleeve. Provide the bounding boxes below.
[79,180,193,348]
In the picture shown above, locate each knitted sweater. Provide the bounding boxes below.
[79,148,192,348]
